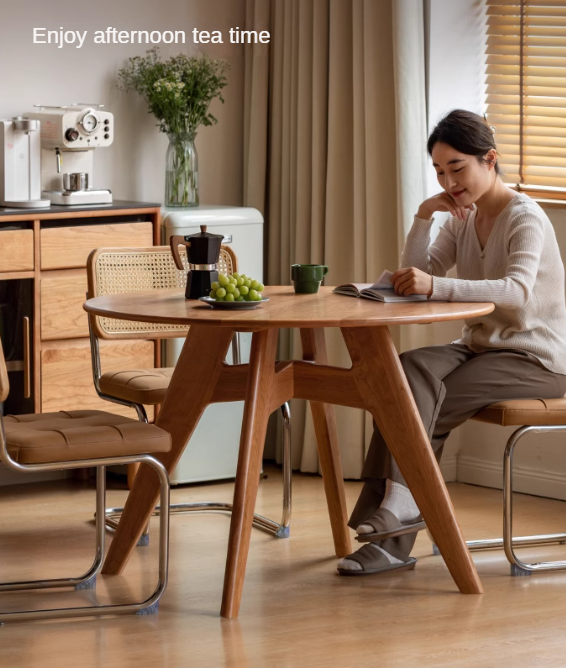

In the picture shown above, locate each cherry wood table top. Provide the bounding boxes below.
[84,286,495,328]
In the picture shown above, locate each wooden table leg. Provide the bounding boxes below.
[300,328,352,557]
[221,328,279,619]
[341,326,483,595]
[102,325,235,575]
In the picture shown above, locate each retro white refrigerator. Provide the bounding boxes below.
[161,206,264,484]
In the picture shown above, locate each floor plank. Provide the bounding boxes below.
[1,466,565,667]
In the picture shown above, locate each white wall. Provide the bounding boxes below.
[427,0,566,499]
[0,0,246,205]
[426,0,488,481]
[426,0,487,195]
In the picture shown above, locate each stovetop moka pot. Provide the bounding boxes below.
[170,225,224,299]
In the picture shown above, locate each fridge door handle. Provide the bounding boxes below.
[23,316,31,399]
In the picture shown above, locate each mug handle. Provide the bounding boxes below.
[321,265,329,276]
[170,236,190,270]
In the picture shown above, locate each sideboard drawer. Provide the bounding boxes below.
[41,339,155,418]
[0,229,34,272]
[41,222,153,270]
[41,272,89,341]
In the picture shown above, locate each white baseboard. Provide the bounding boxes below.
[457,454,566,501]
[0,463,67,487]
[440,455,458,482]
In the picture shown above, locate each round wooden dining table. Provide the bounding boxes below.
[84,286,495,618]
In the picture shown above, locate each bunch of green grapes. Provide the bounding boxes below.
[209,273,265,302]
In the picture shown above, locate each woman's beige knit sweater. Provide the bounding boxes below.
[402,191,566,375]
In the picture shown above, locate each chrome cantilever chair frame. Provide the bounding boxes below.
[89,320,292,540]
[86,246,292,541]
[0,419,170,623]
[431,424,566,576]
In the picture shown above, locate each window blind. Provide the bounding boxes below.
[485,0,566,192]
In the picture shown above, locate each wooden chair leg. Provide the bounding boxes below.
[102,325,235,575]
[127,463,140,489]
[300,328,352,558]
[221,328,279,619]
[341,326,483,595]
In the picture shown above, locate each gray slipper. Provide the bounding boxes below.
[354,507,426,543]
[337,544,417,577]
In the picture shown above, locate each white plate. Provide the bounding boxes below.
[198,296,270,310]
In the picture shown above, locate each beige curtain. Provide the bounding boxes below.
[244,0,429,478]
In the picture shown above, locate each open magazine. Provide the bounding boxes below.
[332,270,427,303]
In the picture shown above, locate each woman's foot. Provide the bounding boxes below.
[354,508,426,543]
[338,543,403,571]
[357,479,420,535]
[337,543,417,576]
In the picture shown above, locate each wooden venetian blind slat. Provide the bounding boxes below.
[486,0,566,189]
[487,4,566,14]
[487,54,566,66]
[488,15,566,25]
[488,0,566,7]
[487,66,566,76]
[487,75,566,87]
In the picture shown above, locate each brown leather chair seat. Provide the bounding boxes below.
[98,368,175,405]
[473,397,566,427]
[4,410,171,465]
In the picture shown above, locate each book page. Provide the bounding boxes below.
[333,283,372,294]
[334,270,394,295]
[368,270,394,290]
[360,288,427,302]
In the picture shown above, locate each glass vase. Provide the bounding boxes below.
[165,133,199,207]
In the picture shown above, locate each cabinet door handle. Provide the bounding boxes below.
[23,316,30,399]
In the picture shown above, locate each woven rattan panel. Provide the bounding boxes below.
[95,248,235,336]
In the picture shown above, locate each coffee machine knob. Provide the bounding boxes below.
[65,128,79,142]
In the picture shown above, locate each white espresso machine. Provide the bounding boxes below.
[26,104,113,205]
[0,117,50,208]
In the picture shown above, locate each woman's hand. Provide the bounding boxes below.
[417,192,474,221]
[391,267,433,297]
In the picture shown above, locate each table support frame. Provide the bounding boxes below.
[102,324,483,619]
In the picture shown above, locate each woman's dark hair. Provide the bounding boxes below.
[427,109,501,175]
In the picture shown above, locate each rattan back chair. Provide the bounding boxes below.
[86,245,237,427]
[88,244,237,341]
[85,245,292,542]
[0,338,171,623]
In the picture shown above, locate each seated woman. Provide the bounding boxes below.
[338,109,566,575]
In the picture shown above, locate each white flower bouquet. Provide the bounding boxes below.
[118,48,229,206]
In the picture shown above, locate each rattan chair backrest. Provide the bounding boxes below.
[86,245,237,340]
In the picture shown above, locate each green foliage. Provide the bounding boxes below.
[118,48,229,137]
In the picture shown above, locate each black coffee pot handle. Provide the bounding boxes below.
[170,235,190,270]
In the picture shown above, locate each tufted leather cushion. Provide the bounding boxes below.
[3,410,171,464]
[99,368,174,405]
[472,398,566,427]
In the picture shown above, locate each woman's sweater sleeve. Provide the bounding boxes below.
[401,216,458,276]
[431,212,544,308]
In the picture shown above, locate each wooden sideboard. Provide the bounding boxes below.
[0,201,161,420]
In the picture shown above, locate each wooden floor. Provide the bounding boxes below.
[1,465,565,667]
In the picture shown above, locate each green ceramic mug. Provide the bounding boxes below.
[291,264,329,294]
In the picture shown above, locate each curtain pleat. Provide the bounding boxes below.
[244,0,428,478]
[243,0,271,215]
